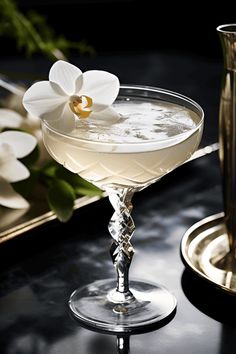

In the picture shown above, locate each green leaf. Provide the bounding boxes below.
[12,168,38,197]
[0,0,94,60]
[42,160,58,178]
[55,165,102,197]
[74,176,103,197]
[47,179,76,222]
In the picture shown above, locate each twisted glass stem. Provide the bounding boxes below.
[108,188,135,302]
[117,336,130,354]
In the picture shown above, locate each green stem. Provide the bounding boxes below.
[15,12,67,61]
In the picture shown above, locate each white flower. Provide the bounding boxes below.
[0,131,36,209]
[23,60,120,132]
[0,108,23,129]
[0,106,50,166]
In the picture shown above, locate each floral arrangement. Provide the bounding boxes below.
[0,0,104,224]
[0,77,103,222]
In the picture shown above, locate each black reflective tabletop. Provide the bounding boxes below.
[1,151,235,354]
[1,53,235,354]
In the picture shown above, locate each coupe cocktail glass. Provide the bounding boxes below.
[42,85,204,333]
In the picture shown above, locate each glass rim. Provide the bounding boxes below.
[216,24,236,33]
[42,84,204,148]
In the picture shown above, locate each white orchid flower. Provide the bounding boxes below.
[23,60,120,132]
[0,131,36,209]
[0,108,23,129]
[0,105,50,166]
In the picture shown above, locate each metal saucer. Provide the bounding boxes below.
[181,212,236,295]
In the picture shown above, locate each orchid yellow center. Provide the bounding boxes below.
[69,95,93,118]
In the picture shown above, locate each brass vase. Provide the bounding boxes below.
[218,24,236,268]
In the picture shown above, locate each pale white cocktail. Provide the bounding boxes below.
[42,87,202,191]
[41,85,203,333]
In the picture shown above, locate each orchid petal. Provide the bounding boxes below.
[0,176,29,209]
[49,103,75,133]
[75,75,84,95]
[0,142,14,163]
[23,81,67,119]
[0,159,30,182]
[90,106,120,125]
[40,102,69,122]
[0,109,23,129]
[49,60,83,95]
[0,131,37,158]
[81,70,119,111]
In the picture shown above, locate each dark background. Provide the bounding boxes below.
[1,0,230,154]
[2,0,235,58]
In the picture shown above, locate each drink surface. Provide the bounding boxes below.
[61,98,200,151]
[42,97,203,189]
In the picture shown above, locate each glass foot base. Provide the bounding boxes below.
[69,279,177,333]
